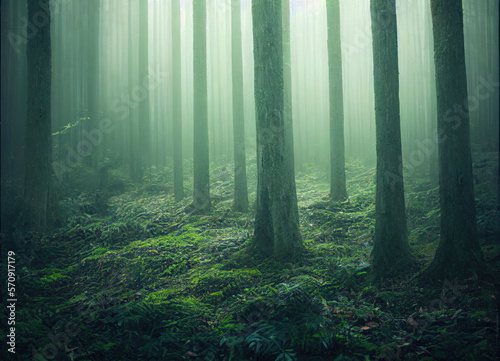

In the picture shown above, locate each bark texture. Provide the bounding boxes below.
[253,0,302,261]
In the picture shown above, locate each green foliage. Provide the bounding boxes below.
[8,154,498,361]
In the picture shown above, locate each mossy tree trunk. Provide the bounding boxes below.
[252,0,302,261]
[231,0,248,212]
[23,0,57,231]
[370,0,413,278]
[326,0,347,201]
[428,0,485,279]
[193,0,210,212]
[172,0,184,202]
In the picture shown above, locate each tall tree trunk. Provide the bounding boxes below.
[88,0,100,172]
[231,0,248,212]
[23,0,57,231]
[193,0,210,212]
[282,0,295,174]
[128,0,137,180]
[428,0,485,278]
[326,0,347,201]
[498,0,500,245]
[370,0,413,278]
[172,0,184,201]
[253,0,302,261]
[139,0,150,176]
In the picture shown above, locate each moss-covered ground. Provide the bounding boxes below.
[1,151,499,361]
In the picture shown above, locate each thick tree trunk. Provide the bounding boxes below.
[370,0,413,278]
[231,0,248,212]
[326,0,347,201]
[193,0,210,212]
[428,0,485,278]
[172,0,184,201]
[253,0,302,261]
[23,0,57,230]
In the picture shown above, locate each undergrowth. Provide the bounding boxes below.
[1,153,499,361]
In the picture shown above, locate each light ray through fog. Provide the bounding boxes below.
[1,0,498,182]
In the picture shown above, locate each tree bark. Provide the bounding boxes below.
[231,0,248,212]
[428,0,486,278]
[326,0,347,201]
[253,0,302,261]
[193,0,210,212]
[370,0,413,278]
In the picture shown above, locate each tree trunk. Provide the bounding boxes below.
[193,0,210,212]
[231,0,248,212]
[172,0,184,201]
[139,0,150,175]
[253,0,302,261]
[428,0,486,278]
[23,0,57,231]
[326,0,347,201]
[282,0,295,174]
[370,0,413,278]
[87,0,100,172]
[128,0,138,180]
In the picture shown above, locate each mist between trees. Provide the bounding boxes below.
[2,0,497,183]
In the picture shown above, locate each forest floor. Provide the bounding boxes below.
[1,150,499,361]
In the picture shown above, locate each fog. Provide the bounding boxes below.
[1,0,498,191]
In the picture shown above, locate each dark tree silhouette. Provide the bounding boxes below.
[23,0,58,230]
[428,0,486,279]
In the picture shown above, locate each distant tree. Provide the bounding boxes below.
[139,0,150,174]
[87,0,100,171]
[326,0,347,201]
[128,0,138,180]
[172,0,184,201]
[370,0,413,278]
[252,0,302,261]
[428,0,486,278]
[23,0,58,230]
[231,0,248,212]
[192,0,210,212]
